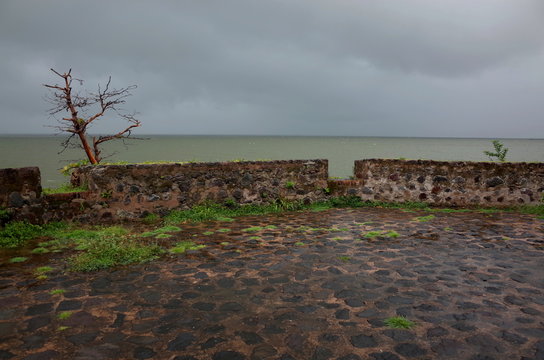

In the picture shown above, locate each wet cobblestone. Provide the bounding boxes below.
[1,207,543,359]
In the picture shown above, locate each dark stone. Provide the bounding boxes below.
[369,353,400,360]
[26,316,50,331]
[0,350,15,359]
[167,333,196,351]
[25,303,53,316]
[57,300,82,311]
[213,351,246,360]
[250,344,277,360]
[394,343,427,357]
[433,176,448,183]
[134,347,156,359]
[236,331,263,345]
[66,332,98,345]
[23,335,46,349]
[8,192,25,207]
[427,326,449,337]
[486,177,504,187]
[335,309,350,319]
[311,347,333,360]
[501,331,527,345]
[219,302,243,312]
[202,337,226,349]
[382,329,415,341]
[362,187,374,195]
[431,339,464,357]
[417,176,425,183]
[350,334,378,348]
[22,350,60,360]
[192,302,215,311]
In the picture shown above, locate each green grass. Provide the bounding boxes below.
[9,256,28,263]
[50,289,66,295]
[220,242,230,246]
[139,225,182,238]
[242,225,277,232]
[0,221,45,248]
[202,231,214,235]
[338,256,351,263]
[57,326,70,331]
[413,215,435,222]
[363,230,400,239]
[31,247,50,254]
[384,316,416,329]
[57,311,72,320]
[170,241,206,254]
[443,227,453,231]
[68,232,162,272]
[43,183,88,195]
[217,228,231,233]
[294,242,305,246]
[35,266,54,274]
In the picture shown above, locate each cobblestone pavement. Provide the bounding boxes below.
[1,208,543,360]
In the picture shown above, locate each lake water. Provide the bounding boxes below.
[1,135,542,187]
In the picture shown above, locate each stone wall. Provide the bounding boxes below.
[0,167,42,208]
[1,159,543,224]
[346,159,544,206]
[70,160,329,219]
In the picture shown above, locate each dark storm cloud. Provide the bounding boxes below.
[0,0,543,137]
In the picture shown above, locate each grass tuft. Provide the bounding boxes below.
[384,316,416,329]
[170,241,206,254]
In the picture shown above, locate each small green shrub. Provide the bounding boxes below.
[484,140,508,162]
[0,221,43,248]
[170,241,206,254]
[69,235,161,272]
[414,215,435,222]
[50,289,66,295]
[57,311,72,320]
[43,183,88,195]
[384,316,415,329]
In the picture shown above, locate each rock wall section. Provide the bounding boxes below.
[347,159,544,206]
[70,160,329,219]
[1,159,543,224]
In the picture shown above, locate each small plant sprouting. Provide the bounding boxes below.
[414,215,435,222]
[294,241,304,246]
[484,140,508,162]
[9,257,28,263]
[384,316,416,329]
[58,326,70,331]
[57,311,72,320]
[50,289,66,295]
[285,181,296,189]
[338,256,351,263]
[203,231,214,235]
[170,241,206,254]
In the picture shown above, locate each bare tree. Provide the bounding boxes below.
[44,68,141,164]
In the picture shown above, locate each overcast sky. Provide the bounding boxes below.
[0,0,543,138]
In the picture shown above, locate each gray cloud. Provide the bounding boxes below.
[0,0,543,137]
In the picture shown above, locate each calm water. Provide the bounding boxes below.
[1,135,542,186]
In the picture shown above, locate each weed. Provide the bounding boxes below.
[57,311,72,320]
[202,231,215,235]
[60,159,90,176]
[142,213,159,224]
[155,233,172,239]
[57,326,70,331]
[100,190,113,199]
[0,221,43,248]
[338,256,350,263]
[140,225,181,238]
[294,242,304,246]
[35,266,54,274]
[217,228,231,233]
[384,316,415,329]
[383,230,400,238]
[220,242,230,246]
[0,207,11,223]
[9,257,28,263]
[31,247,50,254]
[43,183,88,195]
[242,225,277,232]
[69,233,162,272]
[363,231,383,239]
[414,215,435,222]
[443,227,453,231]
[170,241,206,254]
[249,236,261,240]
[50,289,66,295]
[285,181,296,189]
[484,140,508,162]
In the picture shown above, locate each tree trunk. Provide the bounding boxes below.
[77,132,98,164]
